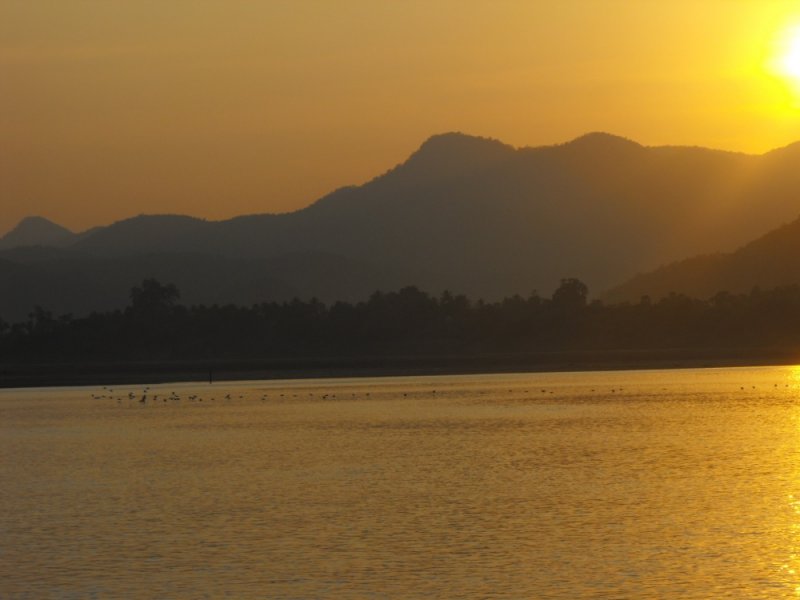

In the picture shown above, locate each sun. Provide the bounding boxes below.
[771,24,800,85]
[777,26,800,80]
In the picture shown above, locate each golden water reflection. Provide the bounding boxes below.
[4,366,800,597]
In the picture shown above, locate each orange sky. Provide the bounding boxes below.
[3,1,800,235]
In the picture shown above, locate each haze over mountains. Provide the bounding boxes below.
[605,215,800,302]
[3,131,800,321]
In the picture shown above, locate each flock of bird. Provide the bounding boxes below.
[89,385,382,406]
[87,381,795,406]
[88,384,622,406]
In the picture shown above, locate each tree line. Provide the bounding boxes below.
[2,277,800,362]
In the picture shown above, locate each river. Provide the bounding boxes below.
[3,366,800,598]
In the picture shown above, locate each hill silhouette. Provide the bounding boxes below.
[4,131,800,319]
[605,214,800,302]
[0,217,76,249]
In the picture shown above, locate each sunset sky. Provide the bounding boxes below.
[3,1,800,235]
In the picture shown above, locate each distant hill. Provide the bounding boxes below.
[4,131,800,319]
[605,215,800,302]
[0,216,76,249]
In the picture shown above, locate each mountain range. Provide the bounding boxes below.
[3,131,800,321]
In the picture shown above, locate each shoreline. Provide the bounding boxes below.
[3,348,800,389]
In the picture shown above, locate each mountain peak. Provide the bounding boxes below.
[416,131,509,152]
[395,132,515,182]
[0,216,75,250]
[16,215,67,229]
[566,132,643,151]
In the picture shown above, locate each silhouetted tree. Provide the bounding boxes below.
[7,277,800,363]
[552,278,588,309]
[129,278,180,317]
[26,306,56,335]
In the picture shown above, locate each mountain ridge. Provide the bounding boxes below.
[4,131,800,320]
[2,130,764,239]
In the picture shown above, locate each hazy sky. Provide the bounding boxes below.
[3,0,800,235]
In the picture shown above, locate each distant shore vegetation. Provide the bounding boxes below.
[3,277,800,363]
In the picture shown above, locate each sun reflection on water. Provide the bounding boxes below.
[6,367,800,596]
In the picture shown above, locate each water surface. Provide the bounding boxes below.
[3,366,800,598]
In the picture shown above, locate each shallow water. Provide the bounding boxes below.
[4,366,800,598]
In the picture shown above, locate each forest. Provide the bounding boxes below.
[2,277,800,363]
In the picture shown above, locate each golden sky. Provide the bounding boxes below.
[3,0,800,235]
